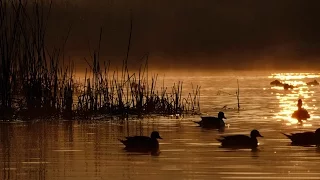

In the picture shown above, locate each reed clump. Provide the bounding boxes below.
[75,53,201,119]
[0,0,200,121]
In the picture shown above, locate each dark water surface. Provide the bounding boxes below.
[2,72,320,180]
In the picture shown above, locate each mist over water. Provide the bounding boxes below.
[36,0,320,71]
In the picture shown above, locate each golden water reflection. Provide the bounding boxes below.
[3,72,320,179]
[268,73,320,80]
[269,73,320,126]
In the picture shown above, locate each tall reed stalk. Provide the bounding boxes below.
[0,0,201,121]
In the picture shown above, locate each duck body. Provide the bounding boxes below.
[194,112,226,129]
[218,135,257,148]
[270,80,283,86]
[119,131,162,151]
[307,80,319,86]
[291,108,310,121]
[120,136,159,150]
[196,116,225,128]
[282,128,320,146]
[217,130,263,149]
[283,83,295,90]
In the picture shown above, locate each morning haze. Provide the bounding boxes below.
[43,0,320,71]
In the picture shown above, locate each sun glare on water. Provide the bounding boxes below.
[269,73,320,126]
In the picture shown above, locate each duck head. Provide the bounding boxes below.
[151,131,163,139]
[218,112,227,119]
[297,99,303,109]
[250,130,263,138]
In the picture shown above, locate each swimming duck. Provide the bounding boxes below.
[270,80,283,86]
[194,111,226,129]
[283,83,295,90]
[217,129,263,149]
[282,128,320,146]
[306,80,319,86]
[118,131,162,151]
[291,99,310,122]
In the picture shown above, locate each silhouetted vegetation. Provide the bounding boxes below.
[0,0,200,121]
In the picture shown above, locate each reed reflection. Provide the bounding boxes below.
[269,73,319,125]
[1,123,12,180]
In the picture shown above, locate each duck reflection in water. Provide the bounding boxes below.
[282,128,320,146]
[291,99,310,123]
[119,131,162,155]
[194,111,227,130]
[217,129,263,150]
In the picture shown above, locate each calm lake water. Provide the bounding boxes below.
[2,71,320,180]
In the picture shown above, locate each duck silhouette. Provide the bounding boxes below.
[119,131,162,152]
[283,83,295,90]
[194,111,226,129]
[217,129,263,149]
[270,80,283,86]
[306,80,319,86]
[291,99,310,122]
[282,128,320,146]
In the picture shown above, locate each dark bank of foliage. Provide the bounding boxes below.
[0,1,200,121]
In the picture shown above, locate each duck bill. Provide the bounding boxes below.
[258,134,263,137]
[158,136,163,139]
